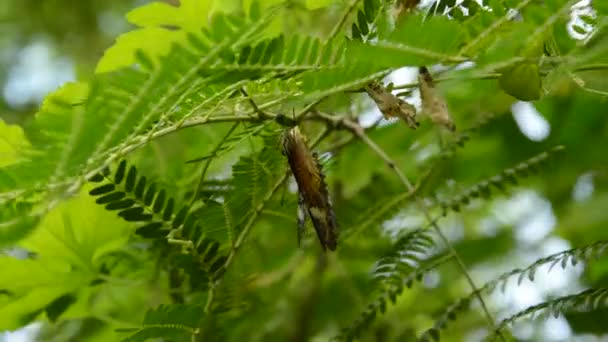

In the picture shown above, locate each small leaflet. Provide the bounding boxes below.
[281,127,338,251]
[365,81,419,129]
[418,66,456,131]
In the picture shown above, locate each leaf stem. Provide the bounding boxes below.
[329,0,360,40]
[391,73,500,91]
[240,88,274,120]
[572,63,608,73]
[389,62,608,92]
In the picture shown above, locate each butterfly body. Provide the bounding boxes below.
[281,127,338,251]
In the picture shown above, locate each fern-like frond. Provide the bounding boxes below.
[486,288,608,341]
[208,35,346,74]
[436,145,565,215]
[420,240,608,341]
[339,254,452,341]
[88,160,175,239]
[342,185,417,240]
[337,229,441,341]
[87,159,229,287]
[486,240,608,293]
[372,229,435,285]
[0,9,282,242]
[120,304,203,342]
[226,132,285,235]
[349,15,468,69]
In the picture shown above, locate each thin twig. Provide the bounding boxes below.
[330,116,505,341]
[189,122,240,206]
[240,88,274,120]
[329,0,361,39]
[571,63,608,73]
[391,73,501,91]
[295,97,326,122]
[167,238,194,249]
[204,286,215,314]
[388,61,608,92]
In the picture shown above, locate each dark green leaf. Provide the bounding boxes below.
[153,189,166,214]
[45,294,76,322]
[134,176,147,199]
[135,49,154,71]
[88,173,104,183]
[173,206,188,228]
[203,241,220,263]
[135,222,165,238]
[144,183,157,206]
[209,256,227,274]
[163,198,174,221]
[119,207,152,222]
[364,0,376,22]
[351,23,361,40]
[115,160,127,184]
[572,25,587,35]
[181,214,198,240]
[125,166,137,193]
[89,184,115,196]
[95,191,125,204]
[106,199,135,210]
[357,11,369,36]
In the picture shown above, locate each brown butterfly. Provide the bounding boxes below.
[418,66,456,131]
[365,81,419,129]
[281,127,338,251]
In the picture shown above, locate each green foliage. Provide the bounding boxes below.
[1,0,608,341]
[0,190,135,330]
[0,120,30,168]
[88,160,177,239]
[350,0,384,41]
[488,288,608,341]
[499,62,543,101]
[348,15,467,68]
[120,304,204,342]
[436,145,565,215]
[338,229,443,341]
[421,240,608,341]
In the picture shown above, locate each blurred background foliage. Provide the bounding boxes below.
[0,0,133,123]
[1,0,607,341]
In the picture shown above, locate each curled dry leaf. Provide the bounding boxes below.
[365,81,419,129]
[418,66,456,131]
[281,127,338,251]
[393,0,421,21]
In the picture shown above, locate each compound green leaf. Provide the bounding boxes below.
[0,120,30,168]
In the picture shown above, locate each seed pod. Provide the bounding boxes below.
[281,127,338,251]
[418,66,455,131]
[365,81,419,129]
